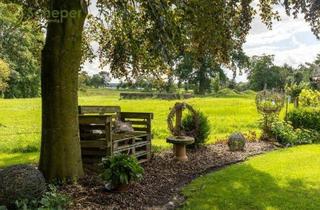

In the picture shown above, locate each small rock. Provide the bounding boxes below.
[228,132,246,151]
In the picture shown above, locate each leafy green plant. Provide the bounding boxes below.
[271,121,297,145]
[101,154,144,186]
[255,90,284,140]
[14,185,71,210]
[39,185,71,210]
[287,108,320,132]
[299,88,320,107]
[271,121,320,146]
[285,83,309,107]
[182,111,211,148]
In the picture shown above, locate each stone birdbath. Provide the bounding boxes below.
[166,102,198,161]
[166,136,194,161]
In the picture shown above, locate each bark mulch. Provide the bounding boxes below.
[62,142,275,210]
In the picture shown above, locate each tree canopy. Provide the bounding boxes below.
[0,2,43,98]
[0,58,10,95]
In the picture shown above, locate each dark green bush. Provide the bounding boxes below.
[287,108,320,132]
[101,154,144,186]
[182,111,211,148]
[271,121,320,146]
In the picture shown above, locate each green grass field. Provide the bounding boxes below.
[0,89,262,167]
[181,145,320,210]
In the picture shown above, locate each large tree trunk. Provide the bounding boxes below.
[39,0,87,181]
[198,63,207,95]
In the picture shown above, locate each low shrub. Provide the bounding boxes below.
[271,121,320,146]
[271,121,297,145]
[287,108,320,132]
[299,88,320,107]
[14,185,71,210]
[182,111,211,148]
[101,154,144,187]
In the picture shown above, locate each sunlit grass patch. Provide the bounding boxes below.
[182,145,320,210]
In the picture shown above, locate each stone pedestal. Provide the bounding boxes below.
[166,136,195,161]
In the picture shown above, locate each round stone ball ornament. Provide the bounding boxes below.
[228,132,246,151]
[166,102,199,161]
[0,165,46,207]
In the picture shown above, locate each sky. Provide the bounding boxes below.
[244,7,320,67]
[84,3,320,82]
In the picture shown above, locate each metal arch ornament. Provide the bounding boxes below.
[167,102,199,137]
[255,90,285,114]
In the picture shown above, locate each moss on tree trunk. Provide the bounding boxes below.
[39,0,87,181]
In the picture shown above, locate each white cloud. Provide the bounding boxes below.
[244,6,320,68]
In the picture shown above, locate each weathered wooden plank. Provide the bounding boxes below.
[120,112,154,119]
[124,120,148,125]
[80,132,105,140]
[105,119,112,156]
[113,141,148,152]
[135,150,148,157]
[132,127,148,132]
[112,132,148,141]
[79,106,121,114]
[81,149,107,156]
[81,140,108,149]
[80,124,106,130]
[79,115,112,125]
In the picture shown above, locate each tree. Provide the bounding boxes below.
[38,0,87,181]
[78,71,90,90]
[248,55,289,91]
[8,0,320,181]
[0,2,43,98]
[175,53,225,94]
[0,59,10,97]
[88,72,109,88]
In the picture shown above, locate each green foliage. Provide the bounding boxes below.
[0,2,43,98]
[248,55,289,91]
[258,112,278,140]
[78,71,109,90]
[175,53,227,95]
[285,82,309,100]
[14,185,71,210]
[182,145,320,210]
[89,0,257,82]
[255,91,284,139]
[182,111,211,148]
[287,108,320,132]
[271,121,296,145]
[0,59,10,94]
[101,154,144,186]
[271,121,319,146]
[299,88,320,107]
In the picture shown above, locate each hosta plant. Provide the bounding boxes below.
[101,154,144,191]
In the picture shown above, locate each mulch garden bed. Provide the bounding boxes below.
[62,142,275,210]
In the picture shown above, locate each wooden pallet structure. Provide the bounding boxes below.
[78,106,153,164]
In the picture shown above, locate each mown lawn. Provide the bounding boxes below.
[181,145,320,210]
[0,89,260,167]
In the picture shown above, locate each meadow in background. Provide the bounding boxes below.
[0,88,265,167]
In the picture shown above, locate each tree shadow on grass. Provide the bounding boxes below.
[182,164,320,210]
